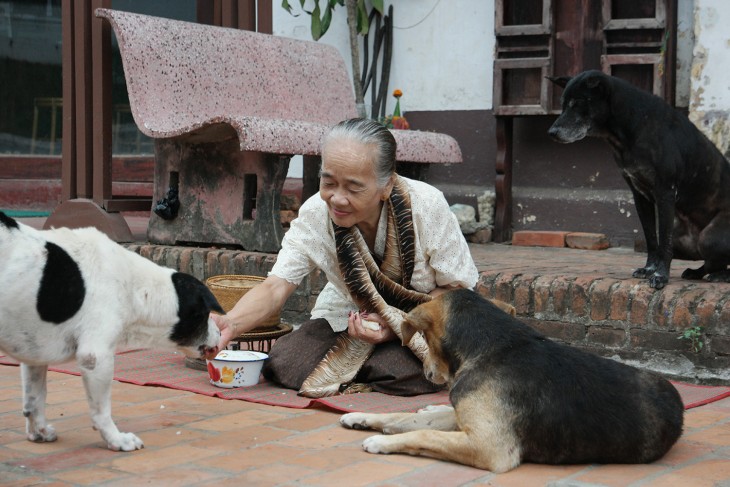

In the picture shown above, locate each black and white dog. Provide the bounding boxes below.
[548,70,730,289]
[0,211,223,451]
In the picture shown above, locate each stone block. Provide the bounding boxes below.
[565,232,610,250]
[512,230,568,248]
[467,227,492,244]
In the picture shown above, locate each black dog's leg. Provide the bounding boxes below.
[648,190,676,289]
[688,212,730,282]
[630,190,661,278]
[630,186,673,289]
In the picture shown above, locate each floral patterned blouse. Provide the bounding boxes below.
[269,175,478,332]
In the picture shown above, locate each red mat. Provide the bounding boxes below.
[1,349,728,412]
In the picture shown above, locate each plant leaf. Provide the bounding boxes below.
[372,0,384,14]
[321,5,333,36]
[356,0,369,35]
[311,2,322,40]
[282,0,293,14]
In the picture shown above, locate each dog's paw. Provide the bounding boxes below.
[648,273,668,289]
[362,434,394,454]
[682,266,707,280]
[706,270,730,283]
[27,424,57,443]
[107,432,144,452]
[340,412,372,430]
[632,267,652,279]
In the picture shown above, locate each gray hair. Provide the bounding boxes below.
[322,118,397,188]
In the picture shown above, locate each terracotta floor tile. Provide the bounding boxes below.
[190,424,294,450]
[0,429,27,446]
[5,430,105,455]
[684,408,730,429]
[280,423,371,449]
[643,472,719,487]
[487,463,590,487]
[268,409,342,432]
[132,424,211,448]
[104,444,220,474]
[685,423,730,446]
[668,457,730,482]
[52,466,133,485]
[391,461,489,486]
[285,444,376,470]
[304,459,414,487]
[655,439,717,466]
[230,462,320,486]
[102,465,225,486]
[1,477,72,487]
[0,399,21,414]
[194,444,308,472]
[189,408,290,431]
[8,445,116,473]
[572,463,666,486]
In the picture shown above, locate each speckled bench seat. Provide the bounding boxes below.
[96,8,462,252]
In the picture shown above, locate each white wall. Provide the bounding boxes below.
[273,0,494,178]
[272,0,494,113]
[689,0,730,153]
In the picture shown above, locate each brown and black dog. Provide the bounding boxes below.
[341,289,684,472]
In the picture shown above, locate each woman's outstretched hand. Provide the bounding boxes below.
[347,311,397,344]
[206,313,237,359]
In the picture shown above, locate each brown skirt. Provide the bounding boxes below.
[261,318,444,396]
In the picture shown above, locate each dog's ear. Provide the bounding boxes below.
[401,319,417,347]
[586,76,603,90]
[547,75,571,88]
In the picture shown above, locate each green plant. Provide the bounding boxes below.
[282,0,383,40]
[678,326,704,353]
[281,1,386,115]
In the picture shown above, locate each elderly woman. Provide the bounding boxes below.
[209,118,478,397]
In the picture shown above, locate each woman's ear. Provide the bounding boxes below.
[381,175,396,201]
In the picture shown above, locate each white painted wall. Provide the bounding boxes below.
[273,0,494,177]
[272,0,494,113]
[688,0,730,153]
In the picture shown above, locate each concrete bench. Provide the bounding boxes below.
[96,8,462,252]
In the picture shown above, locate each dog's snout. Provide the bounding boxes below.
[547,125,561,141]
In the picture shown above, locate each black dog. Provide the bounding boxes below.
[341,289,684,471]
[548,70,730,289]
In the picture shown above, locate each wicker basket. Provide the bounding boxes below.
[205,275,280,329]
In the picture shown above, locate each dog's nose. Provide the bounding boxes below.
[547,126,560,139]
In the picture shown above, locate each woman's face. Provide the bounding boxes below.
[319,138,391,229]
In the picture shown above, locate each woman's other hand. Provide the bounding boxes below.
[347,311,396,344]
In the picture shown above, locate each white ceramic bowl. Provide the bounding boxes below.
[206,350,268,388]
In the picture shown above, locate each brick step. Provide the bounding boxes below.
[475,266,730,385]
[122,241,730,385]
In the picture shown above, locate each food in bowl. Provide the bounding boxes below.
[206,350,268,388]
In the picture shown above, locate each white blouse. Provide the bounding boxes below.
[269,176,478,332]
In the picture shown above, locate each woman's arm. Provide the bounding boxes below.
[207,275,298,356]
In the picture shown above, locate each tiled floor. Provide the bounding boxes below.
[0,364,729,486]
